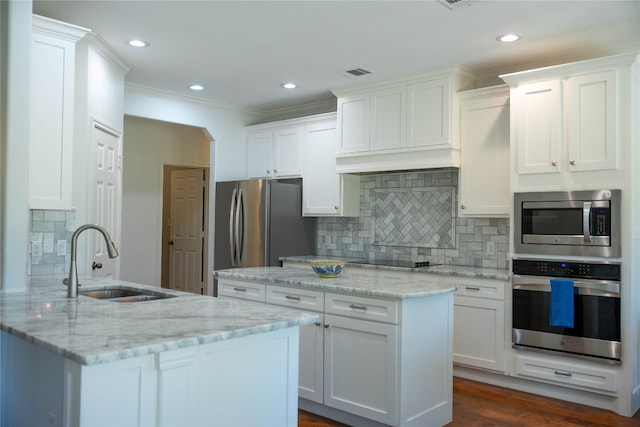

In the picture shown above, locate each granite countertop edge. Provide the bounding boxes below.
[279,255,511,281]
[1,277,319,366]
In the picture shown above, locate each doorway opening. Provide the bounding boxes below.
[161,165,209,294]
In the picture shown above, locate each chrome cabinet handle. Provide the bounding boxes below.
[350,304,368,311]
[570,160,576,165]
[465,286,480,291]
[285,295,301,301]
[551,160,557,166]
[233,287,247,293]
[554,370,572,377]
[324,324,330,328]
[460,205,466,210]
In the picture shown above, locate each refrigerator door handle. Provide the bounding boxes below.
[236,188,245,265]
[229,188,237,267]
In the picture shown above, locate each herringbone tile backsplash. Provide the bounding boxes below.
[317,170,509,269]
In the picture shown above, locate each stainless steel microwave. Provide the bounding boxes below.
[514,190,621,258]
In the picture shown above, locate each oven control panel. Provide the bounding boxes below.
[512,259,621,280]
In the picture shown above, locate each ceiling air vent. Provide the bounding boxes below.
[345,68,371,77]
[438,0,466,9]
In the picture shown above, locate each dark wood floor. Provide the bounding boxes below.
[299,377,640,426]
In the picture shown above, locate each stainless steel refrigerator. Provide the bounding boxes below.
[213,178,315,292]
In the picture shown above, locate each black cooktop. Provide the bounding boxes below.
[346,258,439,268]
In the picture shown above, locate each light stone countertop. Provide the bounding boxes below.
[0,276,319,366]
[214,266,458,299]
[280,255,511,281]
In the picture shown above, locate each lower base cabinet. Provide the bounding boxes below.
[218,278,454,427]
[1,328,300,427]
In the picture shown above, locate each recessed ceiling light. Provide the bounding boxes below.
[281,82,297,89]
[189,84,204,91]
[497,34,520,43]
[128,39,149,48]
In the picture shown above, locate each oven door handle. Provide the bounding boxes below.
[512,275,620,295]
[583,201,592,243]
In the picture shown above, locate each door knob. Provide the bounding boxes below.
[92,261,103,270]
[168,240,174,246]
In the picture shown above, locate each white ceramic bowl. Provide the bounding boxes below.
[310,260,345,278]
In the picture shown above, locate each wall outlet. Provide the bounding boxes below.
[56,240,67,256]
[486,241,496,255]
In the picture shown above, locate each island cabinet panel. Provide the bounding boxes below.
[323,314,398,425]
[3,328,300,427]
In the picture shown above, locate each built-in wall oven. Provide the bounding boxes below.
[512,189,622,364]
[512,258,621,364]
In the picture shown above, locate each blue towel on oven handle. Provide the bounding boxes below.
[549,279,575,328]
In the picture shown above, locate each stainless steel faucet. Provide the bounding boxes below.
[64,224,119,298]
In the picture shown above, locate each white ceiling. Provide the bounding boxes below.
[33,0,640,114]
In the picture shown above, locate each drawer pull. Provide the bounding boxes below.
[233,287,247,293]
[554,370,573,377]
[324,324,330,329]
[349,304,368,311]
[315,322,322,327]
[285,295,301,301]
[465,286,481,291]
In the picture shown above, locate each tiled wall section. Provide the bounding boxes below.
[317,170,510,269]
[29,210,75,276]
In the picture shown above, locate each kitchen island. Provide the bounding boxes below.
[1,277,319,427]
[215,266,458,427]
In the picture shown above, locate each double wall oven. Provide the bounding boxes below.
[512,189,622,364]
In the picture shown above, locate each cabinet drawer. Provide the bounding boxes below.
[266,285,324,312]
[217,280,266,303]
[325,293,398,324]
[515,354,618,393]
[454,277,506,300]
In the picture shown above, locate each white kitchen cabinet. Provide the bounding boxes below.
[458,85,510,217]
[29,16,87,210]
[501,55,630,191]
[323,314,398,424]
[247,125,303,179]
[336,93,370,153]
[302,118,360,217]
[220,275,454,426]
[332,66,475,173]
[452,276,507,373]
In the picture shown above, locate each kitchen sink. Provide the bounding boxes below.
[79,287,176,303]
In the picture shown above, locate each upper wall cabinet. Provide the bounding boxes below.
[332,67,475,174]
[501,53,637,191]
[29,16,88,210]
[247,124,303,179]
[458,86,510,218]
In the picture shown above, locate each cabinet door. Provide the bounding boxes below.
[567,70,618,172]
[459,92,510,217]
[299,315,324,403]
[514,80,563,175]
[323,314,397,425]
[302,122,341,215]
[453,296,505,372]
[274,126,303,177]
[29,31,77,209]
[247,131,273,179]
[337,93,370,153]
[370,87,405,151]
[407,78,449,148]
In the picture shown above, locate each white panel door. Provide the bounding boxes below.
[567,70,618,172]
[169,169,204,294]
[515,80,563,175]
[93,124,121,278]
[407,78,449,148]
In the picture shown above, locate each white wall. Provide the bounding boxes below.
[0,0,31,290]
[124,85,262,293]
[120,116,210,286]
